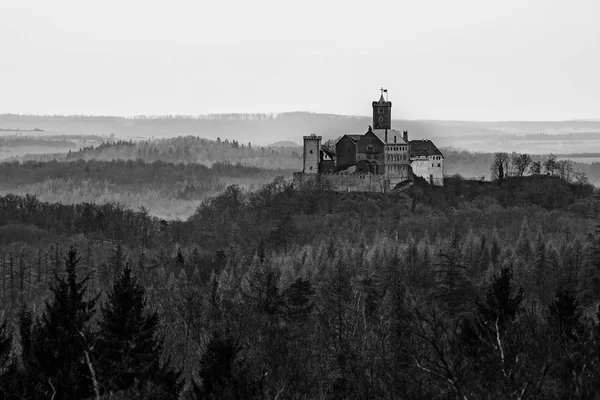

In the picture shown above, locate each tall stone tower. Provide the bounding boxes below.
[372,88,392,130]
[303,134,321,174]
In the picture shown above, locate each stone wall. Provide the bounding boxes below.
[293,171,413,193]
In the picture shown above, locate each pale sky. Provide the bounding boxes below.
[1,0,599,120]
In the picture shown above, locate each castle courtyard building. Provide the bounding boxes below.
[298,89,444,189]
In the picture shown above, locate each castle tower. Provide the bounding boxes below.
[303,134,321,174]
[372,87,392,130]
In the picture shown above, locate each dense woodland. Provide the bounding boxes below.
[11,135,600,187]
[0,171,599,398]
[13,137,303,171]
[0,159,292,219]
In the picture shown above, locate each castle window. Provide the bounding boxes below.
[310,166,313,170]
[367,145,374,152]
[438,163,441,167]
[309,150,313,154]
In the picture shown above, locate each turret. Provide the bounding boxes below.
[372,88,392,130]
[303,134,322,174]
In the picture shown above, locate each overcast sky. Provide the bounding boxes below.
[1,0,599,120]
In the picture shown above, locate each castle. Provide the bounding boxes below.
[296,89,444,191]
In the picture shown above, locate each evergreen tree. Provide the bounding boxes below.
[549,290,583,341]
[0,318,12,375]
[192,331,259,400]
[477,267,524,329]
[28,247,98,399]
[108,242,126,277]
[96,263,180,398]
[432,230,474,315]
[578,226,600,305]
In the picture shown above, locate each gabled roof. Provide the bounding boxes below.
[342,134,362,143]
[410,139,444,158]
[372,129,408,145]
[321,146,336,157]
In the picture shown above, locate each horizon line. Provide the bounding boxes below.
[1,112,599,124]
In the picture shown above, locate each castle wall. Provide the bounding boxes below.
[294,172,389,193]
[430,157,444,186]
[411,157,444,186]
[319,160,336,173]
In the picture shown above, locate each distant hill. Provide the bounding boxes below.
[268,141,301,147]
[2,113,600,149]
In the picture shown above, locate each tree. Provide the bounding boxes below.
[192,332,260,400]
[574,171,589,186]
[28,247,99,400]
[95,263,181,398]
[556,159,574,182]
[578,226,600,306]
[511,153,532,177]
[544,153,559,175]
[477,267,524,329]
[549,290,583,340]
[529,160,542,175]
[490,152,510,181]
[0,318,12,375]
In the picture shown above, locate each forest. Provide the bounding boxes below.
[0,159,292,219]
[11,136,600,188]
[0,169,599,398]
[13,137,303,170]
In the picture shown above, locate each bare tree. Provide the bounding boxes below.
[512,153,532,177]
[490,152,510,181]
[556,160,574,182]
[574,171,589,186]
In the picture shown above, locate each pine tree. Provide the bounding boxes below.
[578,226,600,306]
[549,290,583,340]
[477,267,524,329]
[108,242,126,278]
[192,332,259,400]
[0,318,12,375]
[96,263,180,398]
[432,230,474,315]
[29,247,98,400]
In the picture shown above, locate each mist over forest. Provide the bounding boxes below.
[0,113,600,399]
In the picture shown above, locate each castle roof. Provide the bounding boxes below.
[372,129,408,145]
[410,139,444,158]
[321,146,336,157]
[344,134,362,143]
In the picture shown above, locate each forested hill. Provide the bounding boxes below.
[0,175,599,398]
[14,136,303,170]
[0,159,292,218]
[13,136,600,186]
[3,112,600,145]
